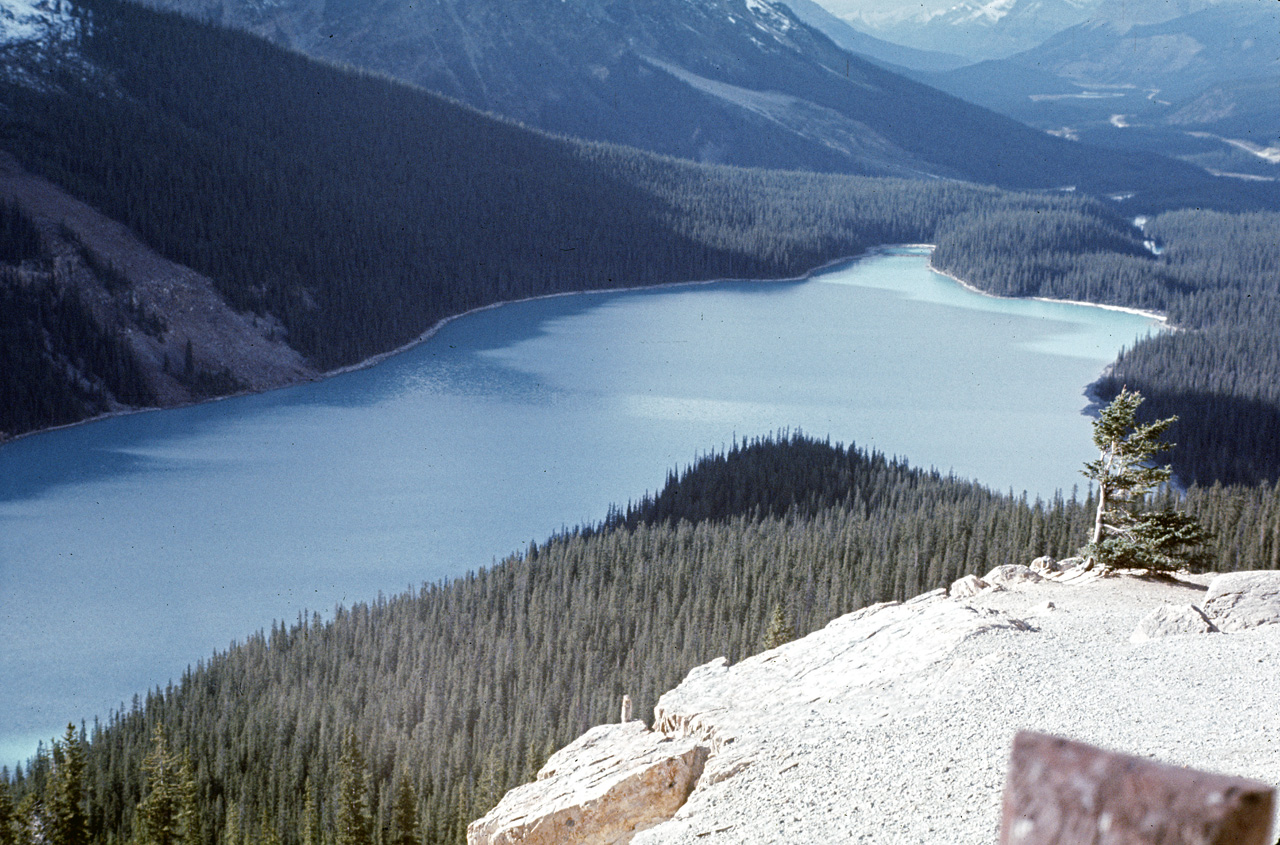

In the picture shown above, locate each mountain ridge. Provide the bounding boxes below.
[129,0,1269,205]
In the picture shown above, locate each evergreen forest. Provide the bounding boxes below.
[3,434,1279,845]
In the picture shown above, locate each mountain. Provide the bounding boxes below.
[9,0,1228,442]
[913,2,1280,178]
[808,0,1236,61]
[131,0,1268,203]
[776,0,970,71]
[877,0,1099,60]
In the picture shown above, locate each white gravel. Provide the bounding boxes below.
[631,572,1280,844]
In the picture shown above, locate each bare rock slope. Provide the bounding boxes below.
[0,151,314,421]
[472,569,1280,844]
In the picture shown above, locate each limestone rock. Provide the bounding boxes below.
[467,721,709,845]
[950,574,989,599]
[984,565,1043,588]
[1030,556,1061,574]
[1202,571,1280,632]
[1129,603,1218,644]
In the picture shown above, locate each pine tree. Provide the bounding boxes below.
[0,777,17,845]
[387,779,417,845]
[1081,389,1212,571]
[301,780,321,845]
[45,725,87,845]
[223,802,242,845]
[762,603,795,650]
[335,730,372,845]
[136,727,199,845]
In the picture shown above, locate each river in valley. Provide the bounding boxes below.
[0,248,1159,766]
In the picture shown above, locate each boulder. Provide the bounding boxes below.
[467,721,709,845]
[1000,731,1275,845]
[1029,556,1061,574]
[1129,603,1218,644]
[950,574,989,599]
[984,565,1044,588]
[1202,571,1280,632]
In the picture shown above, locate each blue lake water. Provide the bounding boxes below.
[0,248,1158,766]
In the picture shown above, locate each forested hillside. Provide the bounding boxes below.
[3,434,1277,845]
[932,208,1280,484]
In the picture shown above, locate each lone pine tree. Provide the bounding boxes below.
[1081,389,1212,572]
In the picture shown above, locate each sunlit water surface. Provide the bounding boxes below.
[0,248,1158,765]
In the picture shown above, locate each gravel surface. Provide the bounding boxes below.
[631,571,1280,844]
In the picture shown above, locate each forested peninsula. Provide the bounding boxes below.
[3,434,1279,845]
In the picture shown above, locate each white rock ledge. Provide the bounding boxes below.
[476,572,1280,844]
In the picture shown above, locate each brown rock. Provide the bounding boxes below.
[467,721,709,845]
[1000,731,1275,845]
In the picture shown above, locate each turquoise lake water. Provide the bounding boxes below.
[0,248,1158,765]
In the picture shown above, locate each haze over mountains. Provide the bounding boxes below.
[751,0,1280,183]
[809,0,1251,59]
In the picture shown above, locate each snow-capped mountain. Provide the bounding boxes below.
[908,0,1280,180]
[872,0,1098,59]
[808,0,1248,61]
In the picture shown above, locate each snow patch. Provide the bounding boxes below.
[744,0,793,34]
[0,0,77,47]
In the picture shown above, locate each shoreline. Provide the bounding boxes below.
[925,257,1169,326]
[0,245,1162,447]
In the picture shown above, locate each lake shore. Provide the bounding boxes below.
[0,245,1162,448]
[926,258,1169,326]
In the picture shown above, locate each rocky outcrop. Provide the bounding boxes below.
[467,721,709,845]
[984,564,1043,588]
[949,573,989,598]
[0,152,315,419]
[479,571,1280,844]
[1202,570,1280,632]
[1129,603,1218,643]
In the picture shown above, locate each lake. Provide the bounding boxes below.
[0,247,1158,766]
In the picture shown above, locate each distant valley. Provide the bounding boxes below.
[903,1,1280,180]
